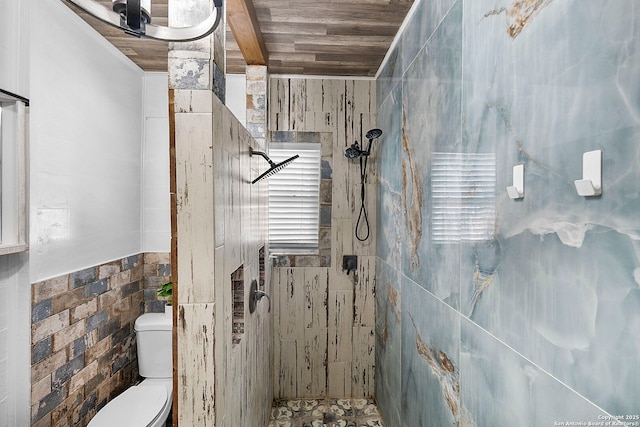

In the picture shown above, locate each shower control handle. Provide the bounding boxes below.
[255,290,271,313]
[343,255,358,275]
[249,279,271,313]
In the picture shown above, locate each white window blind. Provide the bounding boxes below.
[431,152,496,243]
[268,143,321,254]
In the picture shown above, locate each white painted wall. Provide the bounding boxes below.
[226,73,247,126]
[0,0,29,98]
[29,0,145,282]
[142,73,171,252]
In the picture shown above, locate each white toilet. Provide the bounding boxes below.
[88,313,173,427]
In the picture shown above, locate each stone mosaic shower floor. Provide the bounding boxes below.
[268,398,384,427]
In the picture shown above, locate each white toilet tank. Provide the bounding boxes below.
[135,313,172,379]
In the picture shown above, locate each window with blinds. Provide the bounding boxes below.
[268,143,321,254]
[0,92,29,254]
[431,152,496,243]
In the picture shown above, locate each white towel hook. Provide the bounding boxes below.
[506,164,524,199]
[574,150,602,197]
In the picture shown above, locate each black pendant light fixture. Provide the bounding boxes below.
[65,0,223,42]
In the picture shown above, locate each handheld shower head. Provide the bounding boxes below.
[344,128,383,242]
[365,128,383,140]
[345,142,364,159]
[344,128,384,159]
[250,148,299,184]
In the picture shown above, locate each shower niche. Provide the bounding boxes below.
[231,264,245,347]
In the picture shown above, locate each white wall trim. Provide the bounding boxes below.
[374,0,423,79]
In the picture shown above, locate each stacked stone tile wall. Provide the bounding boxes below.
[30,253,171,426]
[142,252,172,312]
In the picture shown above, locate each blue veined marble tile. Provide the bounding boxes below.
[403,1,462,148]
[375,260,402,427]
[401,0,458,74]
[463,0,640,154]
[377,83,403,195]
[461,227,640,415]
[458,240,501,320]
[460,319,606,427]
[459,0,640,415]
[410,242,461,310]
[399,1,463,307]
[376,81,406,272]
[376,0,640,423]
[377,44,403,109]
[376,184,404,272]
[401,278,460,427]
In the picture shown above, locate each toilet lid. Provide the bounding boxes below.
[89,385,167,427]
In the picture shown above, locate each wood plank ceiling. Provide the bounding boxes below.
[66,0,414,77]
[66,0,170,71]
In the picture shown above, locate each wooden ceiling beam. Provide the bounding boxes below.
[227,0,269,66]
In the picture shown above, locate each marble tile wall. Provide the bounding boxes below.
[30,253,171,427]
[376,0,640,425]
[269,79,377,399]
[173,89,272,427]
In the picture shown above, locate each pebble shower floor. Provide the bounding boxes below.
[268,398,384,427]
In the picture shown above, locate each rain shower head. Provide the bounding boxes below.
[344,128,384,159]
[250,147,299,184]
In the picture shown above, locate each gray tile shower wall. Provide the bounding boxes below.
[30,253,171,427]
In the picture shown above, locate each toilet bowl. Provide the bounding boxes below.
[87,379,172,427]
[88,313,173,427]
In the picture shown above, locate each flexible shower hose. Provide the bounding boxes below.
[355,154,370,241]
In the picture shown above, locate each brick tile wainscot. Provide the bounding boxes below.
[30,253,171,427]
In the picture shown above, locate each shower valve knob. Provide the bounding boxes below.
[342,255,358,275]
